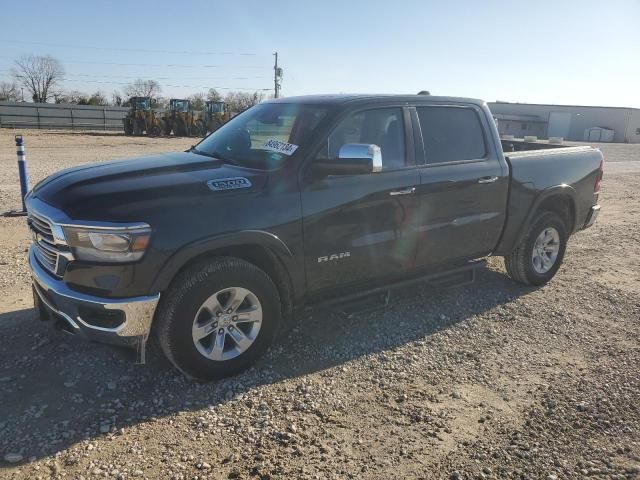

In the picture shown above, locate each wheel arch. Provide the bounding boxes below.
[495,184,577,256]
[535,189,576,232]
[151,230,297,318]
[518,185,577,245]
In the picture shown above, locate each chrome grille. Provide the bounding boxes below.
[35,238,59,272]
[28,211,63,276]
[30,214,54,242]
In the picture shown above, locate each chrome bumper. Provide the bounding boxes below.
[583,204,601,229]
[29,247,160,348]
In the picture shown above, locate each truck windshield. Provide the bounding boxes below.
[193,103,328,170]
[133,98,150,111]
[172,100,189,112]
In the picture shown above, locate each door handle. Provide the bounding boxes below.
[389,187,416,196]
[477,176,499,184]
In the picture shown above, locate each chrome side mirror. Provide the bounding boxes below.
[338,143,383,172]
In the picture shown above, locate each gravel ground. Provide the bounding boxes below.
[0,129,639,480]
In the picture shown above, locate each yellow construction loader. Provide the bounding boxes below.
[122,97,164,136]
[195,100,231,136]
[163,99,198,136]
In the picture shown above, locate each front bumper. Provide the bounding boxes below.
[29,247,160,348]
[583,204,601,229]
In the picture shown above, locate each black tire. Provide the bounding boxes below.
[149,122,161,137]
[155,257,281,381]
[504,211,568,286]
[123,118,133,135]
[196,120,206,137]
[209,119,222,133]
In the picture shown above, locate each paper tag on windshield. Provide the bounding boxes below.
[263,139,299,156]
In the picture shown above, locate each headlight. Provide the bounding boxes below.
[63,227,151,262]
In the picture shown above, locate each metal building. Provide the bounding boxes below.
[488,101,640,143]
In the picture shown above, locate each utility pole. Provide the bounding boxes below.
[273,52,282,98]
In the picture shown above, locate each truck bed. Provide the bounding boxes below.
[501,139,574,152]
[493,141,603,256]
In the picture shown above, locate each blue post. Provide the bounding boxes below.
[15,135,29,212]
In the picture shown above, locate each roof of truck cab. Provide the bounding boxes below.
[265,94,486,106]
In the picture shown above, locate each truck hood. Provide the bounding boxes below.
[31,151,267,221]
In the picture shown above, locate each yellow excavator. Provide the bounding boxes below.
[163,99,198,136]
[123,97,164,136]
[196,100,231,136]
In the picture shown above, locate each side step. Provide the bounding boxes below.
[311,259,485,316]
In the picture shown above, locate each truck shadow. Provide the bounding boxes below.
[0,267,535,465]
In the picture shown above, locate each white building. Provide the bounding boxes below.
[488,102,640,143]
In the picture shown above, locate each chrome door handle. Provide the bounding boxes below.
[389,187,416,196]
[477,176,499,184]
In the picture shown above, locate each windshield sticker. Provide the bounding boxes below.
[207,177,252,192]
[263,139,299,156]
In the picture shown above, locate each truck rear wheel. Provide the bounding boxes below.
[156,257,281,381]
[504,211,568,286]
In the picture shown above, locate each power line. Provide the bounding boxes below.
[0,74,272,91]
[0,50,275,92]
[0,71,273,92]
[0,39,260,56]
[0,69,268,81]
[59,78,273,91]
[0,56,268,69]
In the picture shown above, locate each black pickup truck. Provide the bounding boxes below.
[26,94,603,380]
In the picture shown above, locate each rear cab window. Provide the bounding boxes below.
[416,106,487,163]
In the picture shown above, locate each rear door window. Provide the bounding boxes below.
[416,106,486,163]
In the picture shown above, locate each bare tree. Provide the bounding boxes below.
[0,80,19,101]
[54,90,86,104]
[111,90,123,106]
[207,88,222,102]
[224,91,265,113]
[189,92,206,110]
[124,79,161,101]
[152,96,167,109]
[78,91,108,106]
[13,55,64,103]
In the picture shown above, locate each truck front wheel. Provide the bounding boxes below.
[504,211,568,286]
[156,257,281,381]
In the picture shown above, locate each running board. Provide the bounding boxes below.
[311,259,485,314]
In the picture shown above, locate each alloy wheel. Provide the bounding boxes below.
[531,227,560,274]
[191,287,262,361]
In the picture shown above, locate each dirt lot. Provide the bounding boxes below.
[0,129,639,480]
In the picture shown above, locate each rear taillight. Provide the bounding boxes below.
[594,158,604,193]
